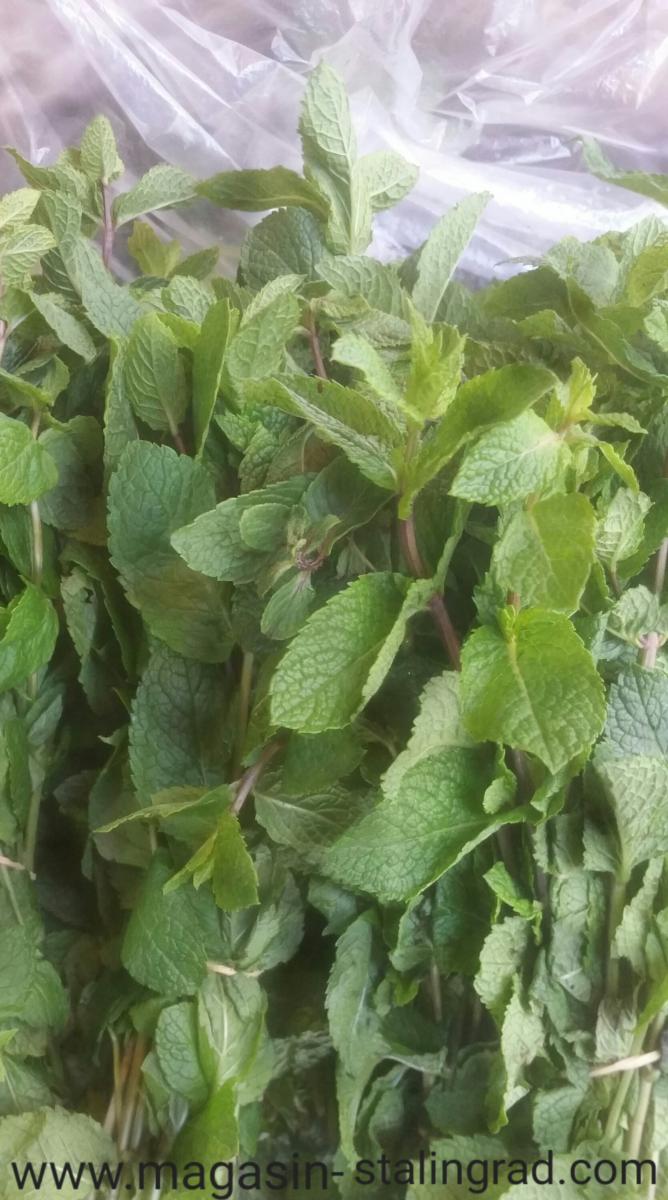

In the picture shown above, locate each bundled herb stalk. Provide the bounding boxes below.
[0,63,668,1198]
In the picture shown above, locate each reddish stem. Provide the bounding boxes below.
[399,513,461,671]
[232,741,282,815]
[306,310,328,380]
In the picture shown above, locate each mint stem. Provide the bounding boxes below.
[604,1028,644,1143]
[398,513,461,670]
[625,1013,664,1159]
[306,309,327,379]
[232,741,281,815]
[232,652,254,779]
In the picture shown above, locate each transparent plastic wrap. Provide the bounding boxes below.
[1,0,667,281]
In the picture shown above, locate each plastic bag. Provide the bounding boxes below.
[1,0,667,281]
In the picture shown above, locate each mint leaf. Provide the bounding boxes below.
[113,165,195,226]
[108,442,229,660]
[299,63,356,253]
[211,812,259,911]
[412,193,490,322]
[491,493,596,613]
[249,375,401,490]
[198,166,329,218]
[129,642,227,801]
[270,572,409,732]
[325,748,527,901]
[123,313,187,436]
[0,189,40,230]
[598,757,668,877]
[240,207,325,290]
[0,414,58,505]
[451,411,567,506]
[582,138,668,207]
[29,292,97,361]
[401,363,556,513]
[79,116,124,184]
[461,609,605,771]
[354,151,418,212]
[192,299,239,453]
[0,224,55,288]
[171,478,307,584]
[63,236,142,336]
[122,855,211,996]
[225,293,300,389]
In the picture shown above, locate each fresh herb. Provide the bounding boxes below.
[0,71,667,1195]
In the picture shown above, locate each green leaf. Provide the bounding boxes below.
[0,189,40,230]
[172,1083,238,1182]
[582,138,668,207]
[450,411,567,506]
[108,442,229,660]
[79,116,124,184]
[0,1109,114,1200]
[326,913,386,1160]
[255,780,370,866]
[602,665,668,759]
[103,339,138,479]
[0,414,58,505]
[491,493,596,613]
[29,292,97,361]
[249,375,401,490]
[225,292,300,389]
[403,320,465,424]
[123,313,187,436]
[331,332,403,409]
[614,859,664,972]
[608,585,668,646]
[281,727,364,794]
[62,236,142,336]
[154,1002,208,1106]
[0,224,55,287]
[197,972,265,1085]
[192,299,239,454]
[460,609,605,772]
[270,572,410,732]
[317,252,406,314]
[211,812,259,911]
[240,207,325,290]
[129,642,227,801]
[261,576,315,640]
[475,917,531,1022]
[113,165,196,226]
[38,416,102,535]
[596,487,651,569]
[597,757,668,877]
[401,363,556,514]
[0,586,58,695]
[484,862,541,922]
[122,855,212,997]
[0,368,53,412]
[171,478,307,584]
[325,748,528,902]
[383,671,473,800]
[411,193,491,323]
[127,221,181,277]
[299,62,356,253]
[171,244,219,280]
[496,986,545,1127]
[198,166,329,218]
[354,150,418,212]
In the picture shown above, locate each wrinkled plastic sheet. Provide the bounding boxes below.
[1,0,667,281]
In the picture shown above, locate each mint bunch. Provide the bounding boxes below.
[0,63,667,1196]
